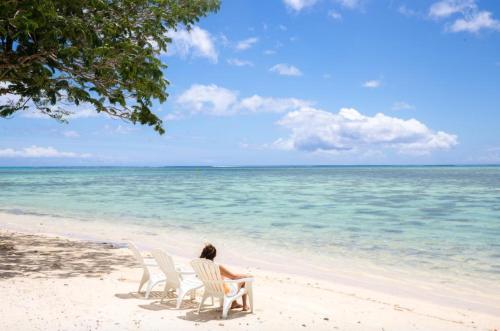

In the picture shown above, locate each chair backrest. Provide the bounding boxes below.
[127,241,148,271]
[191,258,224,295]
[152,249,180,288]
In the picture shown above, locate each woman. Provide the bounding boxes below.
[199,244,252,311]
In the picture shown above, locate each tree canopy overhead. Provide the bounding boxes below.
[0,0,220,134]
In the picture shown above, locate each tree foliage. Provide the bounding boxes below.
[0,0,220,133]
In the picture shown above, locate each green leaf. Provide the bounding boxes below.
[0,0,220,134]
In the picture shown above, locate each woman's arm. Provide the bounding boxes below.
[219,265,252,280]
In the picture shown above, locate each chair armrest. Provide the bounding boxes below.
[223,277,255,284]
[178,271,196,275]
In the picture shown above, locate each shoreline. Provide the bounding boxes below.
[1,211,499,319]
[1,228,500,330]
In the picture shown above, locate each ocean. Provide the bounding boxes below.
[1,166,499,286]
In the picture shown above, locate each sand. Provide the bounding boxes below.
[1,214,500,330]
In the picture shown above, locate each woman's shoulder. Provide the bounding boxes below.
[219,264,232,278]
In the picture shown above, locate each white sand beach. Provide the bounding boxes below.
[1,212,499,331]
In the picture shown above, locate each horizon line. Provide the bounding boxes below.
[0,164,499,168]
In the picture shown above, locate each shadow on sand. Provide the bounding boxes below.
[0,231,253,323]
[179,308,251,322]
[0,232,135,279]
[114,290,252,322]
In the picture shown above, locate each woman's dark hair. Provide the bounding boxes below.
[200,244,217,261]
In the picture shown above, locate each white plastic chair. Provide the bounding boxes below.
[191,258,254,319]
[127,241,166,299]
[151,249,204,309]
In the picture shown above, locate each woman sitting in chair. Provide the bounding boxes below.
[199,244,252,311]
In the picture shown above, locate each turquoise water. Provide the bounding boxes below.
[1,166,499,283]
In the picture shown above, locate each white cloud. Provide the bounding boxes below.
[363,80,381,88]
[279,24,288,31]
[63,130,80,138]
[263,49,277,55]
[103,124,136,135]
[475,147,500,163]
[164,112,185,121]
[329,10,342,20]
[429,0,475,18]
[227,58,254,67]
[174,85,455,156]
[176,84,238,116]
[396,131,459,155]
[22,106,101,119]
[238,95,312,113]
[175,84,311,117]
[269,63,303,76]
[284,0,360,12]
[167,26,218,62]
[428,0,500,33]
[217,33,230,47]
[450,11,500,33]
[274,107,457,155]
[392,101,415,111]
[335,0,362,9]
[283,0,318,11]
[67,108,99,119]
[0,146,91,158]
[398,5,419,17]
[235,37,259,51]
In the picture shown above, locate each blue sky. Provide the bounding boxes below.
[1,0,500,166]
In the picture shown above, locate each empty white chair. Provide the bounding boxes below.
[127,241,166,299]
[151,249,203,309]
[191,258,254,319]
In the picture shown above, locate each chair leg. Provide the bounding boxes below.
[198,293,209,314]
[248,283,254,313]
[160,284,170,303]
[138,272,148,293]
[176,288,187,309]
[145,280,154,299]
[222,298,233,319]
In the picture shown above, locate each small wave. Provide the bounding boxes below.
[441,218,471,223]
[270,222,294,227]
[420,207,451,217]
[180,224,193,230]
[355,209,391,216]
[302,223,328,229]
[381,228,404,234]
[141,231,159,236]
[0,208,64,218]
[405,220,425,226]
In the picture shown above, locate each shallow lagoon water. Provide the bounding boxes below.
[1,166,499,284]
